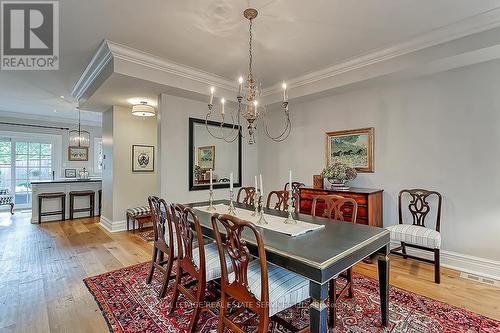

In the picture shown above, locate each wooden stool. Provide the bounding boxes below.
[98,189,102,216]
[69,190,95,220]
[38,192,66,224]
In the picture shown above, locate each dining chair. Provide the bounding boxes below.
[311,194,358,328]
[266,190,289,211]
[211,213,310,333]
[387,189,443,283]
[236,186,255,205]
[168,204,232,333]
[146,196,177,298]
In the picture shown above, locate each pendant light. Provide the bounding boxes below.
[69,107,90,147]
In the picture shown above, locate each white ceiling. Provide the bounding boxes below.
[1,0,500,121]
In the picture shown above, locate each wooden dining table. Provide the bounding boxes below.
[186,199,391,333]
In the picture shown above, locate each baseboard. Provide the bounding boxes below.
[99,216,127,233]
[390,242,500,281]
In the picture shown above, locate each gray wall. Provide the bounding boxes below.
[258,59,500,262]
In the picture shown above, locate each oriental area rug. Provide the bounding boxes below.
[84,262,499,333]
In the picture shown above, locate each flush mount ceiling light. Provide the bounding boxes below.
[132,101,156,117]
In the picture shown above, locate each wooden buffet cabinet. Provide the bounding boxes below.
[299,187,384,227]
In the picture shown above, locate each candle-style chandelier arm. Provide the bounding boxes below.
[205,102,241,143]
[263,102,291,142]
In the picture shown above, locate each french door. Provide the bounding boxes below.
[0,137,54,207]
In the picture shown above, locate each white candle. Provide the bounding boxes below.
[209,169,213,190]
[254,175,258,192]
[209,87,215,104]
[221,98,225,115]
[253,100,258,116]
[289,170,292,189]
[238,76,243,96]
[230,172,233,191]
[282,82,287,102]
[259,174,264,198]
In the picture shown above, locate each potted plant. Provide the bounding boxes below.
[321,162,357,190]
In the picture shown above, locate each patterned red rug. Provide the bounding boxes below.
[84,262,499,333]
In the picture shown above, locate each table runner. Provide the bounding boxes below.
[195,204,324,237]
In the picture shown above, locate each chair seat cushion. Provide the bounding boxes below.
[387,224,441,249]
[230,261,310,317]
[192,243,232,282]
[126,206,151,217]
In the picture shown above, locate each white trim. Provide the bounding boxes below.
[99,215,127,232]
[390,242,500,281]
[263,6,500,96]
[0,110,102,127]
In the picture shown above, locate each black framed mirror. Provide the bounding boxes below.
[189,117,242,191]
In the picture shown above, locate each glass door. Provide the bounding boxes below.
[0,139,12,193]
[14,141,53,205]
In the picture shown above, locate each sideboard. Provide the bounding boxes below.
[299,187,383,227]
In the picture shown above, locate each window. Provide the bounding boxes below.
[94,138,103,173]
[0,139,12,192]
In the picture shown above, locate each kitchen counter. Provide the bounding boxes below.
[31,179,102,223]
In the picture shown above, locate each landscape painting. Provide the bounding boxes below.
[326,127,374,172]
[197,146,215,170]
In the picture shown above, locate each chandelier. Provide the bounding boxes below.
[69,107,90,147]
[206,8,290,144]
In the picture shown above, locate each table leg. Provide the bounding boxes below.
[378,246,390,327]
[309,281,329,333]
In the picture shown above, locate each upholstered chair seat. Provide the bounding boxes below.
[387,224,441,249]
[230,260,310,317]
[192,242,233,281]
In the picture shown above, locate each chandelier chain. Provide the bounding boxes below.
[248,18,253,75]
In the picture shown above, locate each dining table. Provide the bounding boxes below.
[185,199,391,333]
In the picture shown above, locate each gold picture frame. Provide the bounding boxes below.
[68,146,89,161]
[326,127,374,173]
[197,145,215,170]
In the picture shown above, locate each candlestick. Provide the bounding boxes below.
[207,189,216,211]
[228,188,236,215]
[251,189,260,216]
[209,87,214,104]
[283,190,297,224]
[256,193,268,225]
[259,174,264,199]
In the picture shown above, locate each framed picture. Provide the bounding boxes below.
[132,145,154,172]
[326,127,374,173]
[197,145,215,170]
[68,146,89,161]
[65,169,77,178]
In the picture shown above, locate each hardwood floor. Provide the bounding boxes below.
[0,211,498,333]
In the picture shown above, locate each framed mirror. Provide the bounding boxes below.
[189,117,242,191]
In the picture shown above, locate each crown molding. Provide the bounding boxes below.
[71,40,113,101]
[264,7,500,96]
[107,41,236,92]
[0,110,102,127]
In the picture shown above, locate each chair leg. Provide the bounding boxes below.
[159,254,174,299]
[401,241,408,259]
[10,202,14,215]
[328,278,337,328]
[346,268,354,298]
[146,247,158,284]
[218,293,227,333]
[168,270,181,313]
[434,249,441,284]
[187,281,206,333]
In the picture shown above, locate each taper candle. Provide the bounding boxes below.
[209,87,214,104]
[238,76,243,96]
[289,170,292,188]
[221,98,225,114]
[259,174,264,198]
[209,169,213,190]
[282,82,287,102]
[254,175,258,191]
[230,172,233,191]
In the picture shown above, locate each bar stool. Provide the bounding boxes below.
[69,190,95,219]
[38,192,66,224]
